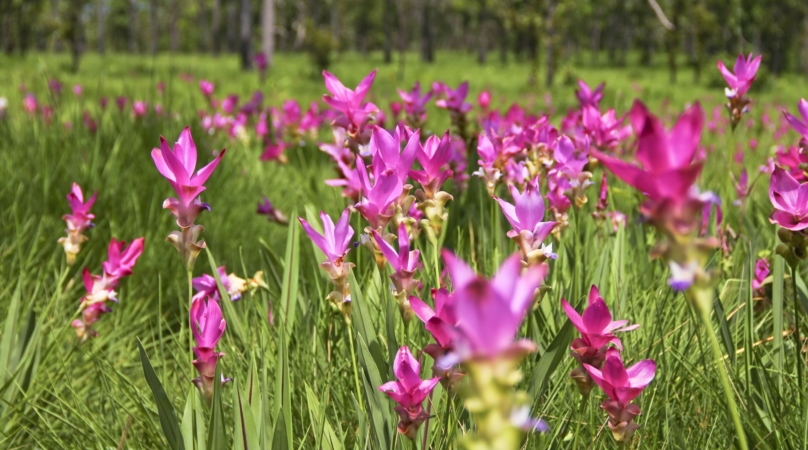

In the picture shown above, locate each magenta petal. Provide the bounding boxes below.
[191,149,225,187]
[151,148,177,182]
[626,359,657,387]
[393,346,422,391]
[410,296,436,322]
[561,299,587,334]
[175,127,198,175]
[495,197,521,231]
[409,378,440,405]
[582,298,613,333]
[442,250,476,290]
[717,60,738,88]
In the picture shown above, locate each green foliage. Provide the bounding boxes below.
[0,50,807,450]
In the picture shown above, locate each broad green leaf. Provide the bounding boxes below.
[281,210,301,336]
[207,362,227,450]
[137,339,184,450]
[305,383,343,450]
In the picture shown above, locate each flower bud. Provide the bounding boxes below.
[778,228,794,244]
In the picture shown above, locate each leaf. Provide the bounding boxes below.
[357,334,391,450]
[527,304,577,402]
[273,328,293,450]
[233,379,260,450]
[207,362,228,450]
[772,255,785,385]
[280,209,301,336]
[305,383,343,450]
[713,292,735,365]
[181,389,194,450]
[137,339,184,450]
[271,411,288,450]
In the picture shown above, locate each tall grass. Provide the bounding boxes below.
[0,51,806,449]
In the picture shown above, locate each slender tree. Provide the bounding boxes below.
[261,0,275,69]
[239,0,252,69]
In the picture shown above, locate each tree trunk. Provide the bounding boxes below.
[498,17,507,66]
[197,0,208,52]
[212,0,221,54]
[169,0,180,52]
[227,1,238,53]
[383,0,393,63]
[476,0,486,64]
[261,0,274,68]
[590,3,600,65]
[240,0,253,69]
[97,0,106,53]
[420,0,434,63]
[128,0,138,53]
[150,0,158,54]
[545,0,556,87]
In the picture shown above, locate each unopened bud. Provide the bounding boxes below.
[778,228,794,244]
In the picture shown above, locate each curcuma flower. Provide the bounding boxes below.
[411,131,455,243]
[717,53,762,126]
[378,346,441,440]
[355,154,404,230]
[783,99,808,147]
[575,80,604,109]
[322,69,379,145]
[442,250,550,448]
[372,223,420,322]
[72,238,145,341]
[768,167,808,231]
[58,183,97,265]
[397,82,433,128]
[584,348,656,442]
[190,295,231,404]
[256,196,289,224]
[411,288,463,386]
[152,127,225,270]
[193,266,248,302]
[299,208,355,319]
[562,285,638,396]
[494,176,557,265]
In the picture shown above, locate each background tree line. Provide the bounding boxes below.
[1,0,807,85]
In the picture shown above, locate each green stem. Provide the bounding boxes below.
[792,264,804,410]
[694,291,748,450]
[573,393,588,450]
[347,320,365,412]
[187,269,193,363]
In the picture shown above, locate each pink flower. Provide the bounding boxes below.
[563,285,639,352]
[372,223,420,295]
[717,53,762,99]
[254,52,268,73]
[783,99,808,143]
[83,111,97,133]
[378,346,441,439]
[592,100,704,204]
[354,155,403,229]
[102,237,145,280]
[260,140,289,163]
[58,183,97,263]
[152,127,226,227]
[72,85,83,96]
[441,251,547,361]
[584,347,655,407]
[115,97,127,112]
[221,95,239,114]
[370,125,419,183]
[298,207,355,268]
[190,295,230,403]
[575,80,604,109]
[100,97,108,109]
[193,266,248,302]
[199,80,215,97]
[411,288,458,354]
[582,106,631,150]
[49,78,63,94]
[768,167,808,230]
[408,131,453,190]
[583,348,655,441]
[322,69,379,134]
[494,176,556,261]
[132,101,147,117]
[752,258,770,292]
[435,81,472,114]
[397,82,433,124]
[72,237,145,341]
[477,90,491,110]
[63,182,96,232]
[23,94,37,114]
[552,135,589,180]
[257,196,288,224]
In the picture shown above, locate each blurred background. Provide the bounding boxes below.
[2,0,808,85]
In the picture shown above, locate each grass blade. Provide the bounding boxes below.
[137,339,184,450]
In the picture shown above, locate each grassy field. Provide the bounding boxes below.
[1,50,807,449]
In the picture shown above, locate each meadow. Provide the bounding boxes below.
[0,50,807,449]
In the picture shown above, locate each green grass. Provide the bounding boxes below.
[0,50,807,449]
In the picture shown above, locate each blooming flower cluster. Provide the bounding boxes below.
[563,285,653,442]
[152,127,224,270]
[72,237,145,341]
[58,183,97,265]
[190,295,231,404]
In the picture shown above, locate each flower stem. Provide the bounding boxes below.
[693,289,748,450]
[187,269,193,362]
[791,264,805,410]
[346,320,365,412]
